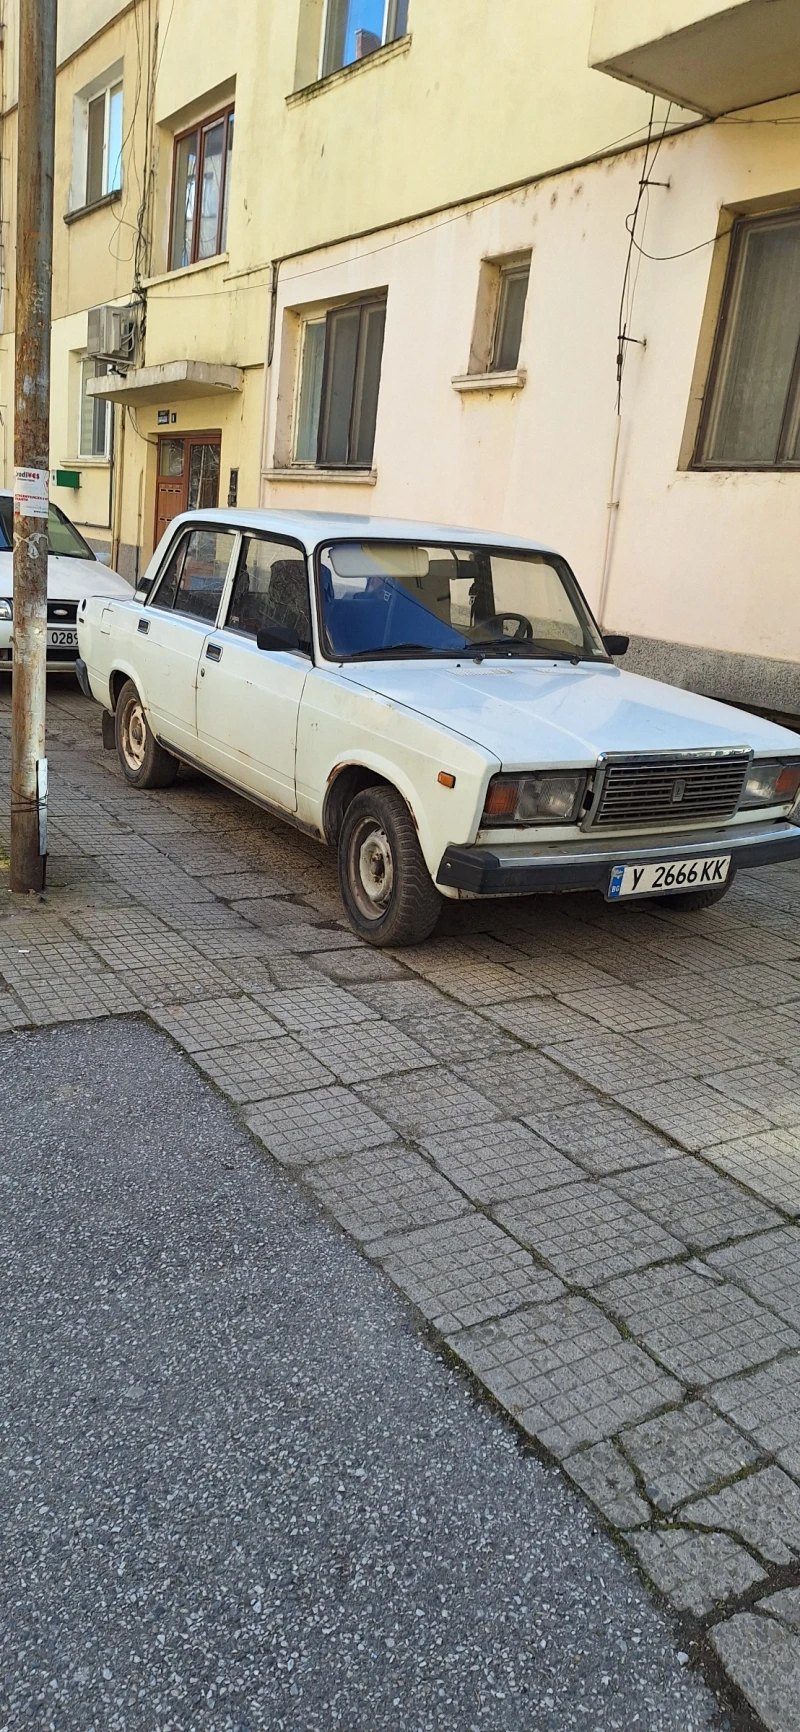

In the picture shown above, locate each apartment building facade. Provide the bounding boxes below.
[0,0,799,717]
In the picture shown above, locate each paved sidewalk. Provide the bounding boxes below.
[0,1019,723,1732]
[3,681,800,1727]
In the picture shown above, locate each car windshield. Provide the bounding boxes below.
[317,541,606,662]
[0,498,95,561]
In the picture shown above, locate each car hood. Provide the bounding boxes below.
[0,551,132,602]
[340,658,800,768]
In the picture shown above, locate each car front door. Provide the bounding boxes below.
[137,525,238,756]
[195,533,312,811]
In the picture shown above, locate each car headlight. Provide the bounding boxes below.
[740,760,800,810]
[0,599,11,621]
[482,771,588,826]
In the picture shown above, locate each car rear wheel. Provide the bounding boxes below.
[656,869,735,911]
[338,786,442,947]
[115,679,179,789]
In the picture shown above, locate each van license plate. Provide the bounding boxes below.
[607,855,731,900]
[47,629,78,648]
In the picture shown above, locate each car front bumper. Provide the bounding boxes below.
[436,818,800,896]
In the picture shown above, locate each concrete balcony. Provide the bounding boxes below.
[590,0,800,116]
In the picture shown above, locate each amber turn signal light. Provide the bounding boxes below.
[438,771,456,789]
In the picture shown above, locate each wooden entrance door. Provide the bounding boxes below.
[154,431,221,548]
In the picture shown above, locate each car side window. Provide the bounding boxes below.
[150,528,235,622]
[225,536,312,651]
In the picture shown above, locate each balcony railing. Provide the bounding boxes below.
[590,0,800,116]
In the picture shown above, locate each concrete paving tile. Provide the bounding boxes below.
[196,1034,333,1102]
[620,1401,760,1512]
[478,998,599,1047]
[633,1021,751,1075]
[617,1077,771,1151]
[150,996,284,1053]
[396,1007,521,1062]
[296,1020,435,1083]
[263,955,323,989]
[712,1612,800,1732]
[599,1262,800,1383]
[308,948,406,984]
[448,1297,682,1458]
[761,1589,800,1632]
[0,938,110,982]
[542,1032,680,1094]
[158,903,262,933]
[495,1181,683,1287]
[556,984,677,1033]
[702,966,800,1007]
[348,979,453,1020]
[0,993,31,1031]
[497,946,620,994]
[245,1086,395,1166]
[409,958,545,1007]
[11,974,139,1023]
[526,1098,676,1175]
[709,1225,800,1330]
[253,921,359,954]
[458,1050,591,1116]
[122,960,237,1008]
[629,1529,764,1617]
[702,1128,800,1214]
[199,872,288,899]
[708,1009,800,1062]
[706,1062,800,1129]
[564,1440,650,1528]
[266,984,378,1032]
[685,1466,800,1565]
[709,1353,800,1481]
[303,1145,467,1241]
[608,1160,781,1250]
[216,957,278,995]
[87,931,209,971]
[419,1120,584,1204]
[371,1213,561,1332]
[186,928,280,961]
[360,1069,502,1140]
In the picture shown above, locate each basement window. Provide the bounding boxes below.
[294,296,387,468]
[695,209,800,469]
[321,0,409,76]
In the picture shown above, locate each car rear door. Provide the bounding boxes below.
[195,533,312,811]
[137,525,239,756]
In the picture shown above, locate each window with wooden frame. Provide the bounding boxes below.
[321,0,409,77]
[695,209,800,470]
[169,106,235,272]
[294,296,387,468]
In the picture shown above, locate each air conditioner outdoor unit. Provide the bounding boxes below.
[86,304,137,364]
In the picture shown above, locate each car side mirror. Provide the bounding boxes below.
[603,633,629,657]
[257,621,302,653]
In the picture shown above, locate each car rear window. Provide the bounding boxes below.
[0,498,95,560]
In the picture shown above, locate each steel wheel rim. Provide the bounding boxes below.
[348,816,394,920]
[120,698,147,770]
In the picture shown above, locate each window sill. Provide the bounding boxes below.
[288,34,411,106]
[59,456,111,470]
[452,369,527,394]
[142,253,230,290]
[64,188,121,226]
[264,466,377,485]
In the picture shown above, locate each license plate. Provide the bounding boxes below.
[607,855,731,900]
[47,629,78,648]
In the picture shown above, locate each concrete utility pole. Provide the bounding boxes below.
[10,0,58,893]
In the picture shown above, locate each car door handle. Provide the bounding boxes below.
[137,618,149,635]
[206,643,222,663]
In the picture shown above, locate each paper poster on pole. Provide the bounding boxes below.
[14,467,50,520]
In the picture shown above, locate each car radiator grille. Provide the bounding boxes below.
[591,754,750,829]
[47,602,78,625]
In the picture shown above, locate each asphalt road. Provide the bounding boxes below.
[0,1018,726,1732]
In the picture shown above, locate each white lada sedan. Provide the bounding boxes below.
[76,508,800,945]
[0,490,132,672]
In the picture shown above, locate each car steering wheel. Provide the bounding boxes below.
[481,612,533,640]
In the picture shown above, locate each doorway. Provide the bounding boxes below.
[154,431,221,547]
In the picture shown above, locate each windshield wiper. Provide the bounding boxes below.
[345,643,462,660]
[456,639,583,662]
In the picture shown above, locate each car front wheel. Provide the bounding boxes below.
[338,786,442,947]
[115,679,179,789]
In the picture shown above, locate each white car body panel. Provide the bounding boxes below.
[77,506,800,903]
[0,485,132,671]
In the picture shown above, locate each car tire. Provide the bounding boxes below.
[115,679,179,790]
[338,785,442,947]
[656,868,735,911]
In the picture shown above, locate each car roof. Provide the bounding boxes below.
[163,506,558,557]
